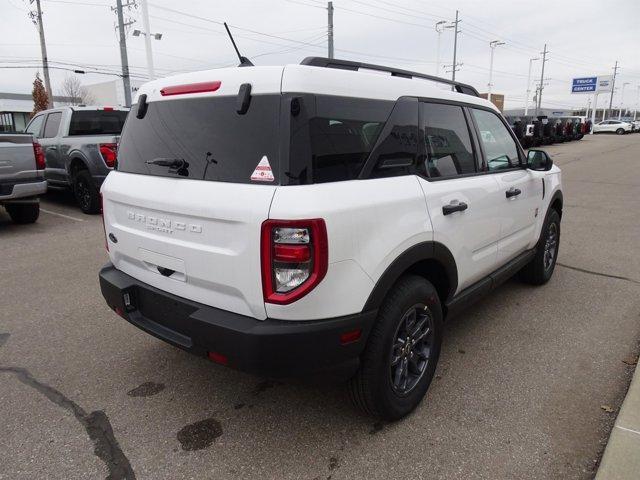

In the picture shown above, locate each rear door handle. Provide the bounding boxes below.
[442,201,468,215]
[505,187,521,198]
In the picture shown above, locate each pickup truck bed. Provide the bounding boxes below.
[0,133,46,224]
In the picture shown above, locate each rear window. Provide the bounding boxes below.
[117,95,281,184]
[68,110,128,136]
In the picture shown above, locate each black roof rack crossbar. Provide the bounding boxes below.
[300,57,480,97]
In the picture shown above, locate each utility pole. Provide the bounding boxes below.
[31,0,53,108]
[434,21,446,75]
[618,82,629,119]
[327,1,334,59]
[114,0,133,107]
[536,43,548,115]
[451,10,460,84]
[608,60,619,120]
[634,85,639,121]
[524,57,539,116]
[140,0,155,79]
[445,10,461,89]
[487,40,504,103]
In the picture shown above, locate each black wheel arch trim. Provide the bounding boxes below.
[66,153,92,178]
[362,241,458,312]
[549,189,563,217]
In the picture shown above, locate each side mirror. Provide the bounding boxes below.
[527,149,553,171]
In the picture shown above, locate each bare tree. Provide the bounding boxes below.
[59,75,95,105]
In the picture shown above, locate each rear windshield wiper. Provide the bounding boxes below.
[145,157,190,177]
[145,158,186,169]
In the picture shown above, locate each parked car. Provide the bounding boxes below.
[99,57,563,420]
[0,133,47,223]
[619,117,639,132]
[24,106,128,213]
[592,119,633,135]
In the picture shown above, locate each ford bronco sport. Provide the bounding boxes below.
[99,58,562,420]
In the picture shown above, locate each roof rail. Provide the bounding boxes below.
[300,57,480,97]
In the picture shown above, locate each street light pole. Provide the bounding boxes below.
[487,40,504,103]
[140,0,155,79]
[618,82,629,120]
[634,85,639,121]
[524,57,539,116]
[434,20,446,76]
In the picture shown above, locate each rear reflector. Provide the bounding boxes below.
[274,244,311,262]
[102,107,114,111]
[340,329,362,345]
[160,81,221,96]
[208,351,228,365]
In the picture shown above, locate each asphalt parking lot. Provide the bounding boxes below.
[1,133,639,480]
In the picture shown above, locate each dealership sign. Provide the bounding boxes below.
[571,75,613,94]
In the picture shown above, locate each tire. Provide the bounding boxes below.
[73,169,100,214]
[616,128,625,135]
[5,203,40,224]
[349,275,443,420]
[520,208,561,285]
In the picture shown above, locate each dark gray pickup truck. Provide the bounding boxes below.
[0,133,47,223]
[25,106,128,213]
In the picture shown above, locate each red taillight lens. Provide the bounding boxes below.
[102,106,114,111]
[99,143,117,168]
[33,141,45,170]
[261,219,328,305]
[160,81,221,96]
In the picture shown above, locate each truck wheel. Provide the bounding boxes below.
[73,170,100,214]
[349,275,443,420]
[5,203,40,224]
[520,209,561,285]
[616,128,625,135]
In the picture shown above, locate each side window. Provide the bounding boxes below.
[26,115,45,137]
[420,102,476,178]
[369,98,419,178]
[471,109,519,171]
[42,112,62,138]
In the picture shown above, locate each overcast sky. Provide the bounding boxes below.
[2,0,639,110]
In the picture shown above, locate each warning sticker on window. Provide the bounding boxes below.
[250,156,275,182]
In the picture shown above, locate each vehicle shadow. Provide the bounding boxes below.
[42,188,78,209]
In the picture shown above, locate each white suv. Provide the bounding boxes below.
[592,119,633,134]
[99,58,563,420]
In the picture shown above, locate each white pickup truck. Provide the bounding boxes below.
[0,133,47,223]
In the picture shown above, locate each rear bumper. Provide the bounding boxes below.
[99,263,377,379]
[0,179,47,201]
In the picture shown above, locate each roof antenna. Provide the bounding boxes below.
[224,22,254,67]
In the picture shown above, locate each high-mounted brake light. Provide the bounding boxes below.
[160,81,221,96]
[99,143,118,168]
[261,219,328,305]
[32,141,45,170]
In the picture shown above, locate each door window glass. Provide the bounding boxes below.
[420,103,476,178]
[43,112,62,138]
[26,115,45,137]
[472,109,520,171]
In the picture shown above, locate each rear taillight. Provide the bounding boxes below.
[33,141,45,170]
[261,219,328,304]
[99,143,118,168]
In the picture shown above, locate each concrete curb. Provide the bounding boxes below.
[595,360,640,479]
